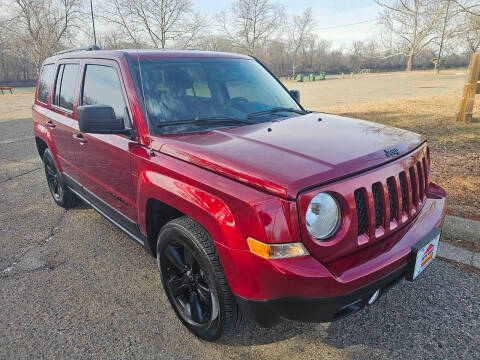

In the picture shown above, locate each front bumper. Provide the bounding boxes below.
[215,186,446,326]
[235,263,407,327]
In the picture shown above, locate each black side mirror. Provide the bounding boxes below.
[290,89,300,103]
[78,105,130,135]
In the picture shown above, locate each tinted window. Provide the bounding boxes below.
[82,65,126,121]
[54,64,78,111]
[135,58,302,134]
[37,64,54,103]
[53,65,64,106]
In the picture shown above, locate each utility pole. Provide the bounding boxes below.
[435,0,451,74]
[90,0,97,46]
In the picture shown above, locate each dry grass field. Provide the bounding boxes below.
[323,93,480,221]
[1,69,478,219]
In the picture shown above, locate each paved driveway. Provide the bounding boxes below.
[0,118,478,359]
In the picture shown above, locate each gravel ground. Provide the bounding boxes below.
[1,118,479,359]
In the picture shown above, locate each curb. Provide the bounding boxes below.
[442,215,480,244]
[439,215,479,269]
[438,241,479,269]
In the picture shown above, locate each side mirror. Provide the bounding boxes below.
[290,89,300,103]
[78,105,130,134]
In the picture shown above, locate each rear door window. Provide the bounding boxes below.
[82,64,127,124]
[53,63,79,111]
[37,64,55,103]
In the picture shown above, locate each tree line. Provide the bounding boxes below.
[0,0,479,84]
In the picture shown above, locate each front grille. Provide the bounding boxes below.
[409,167,418,205]
[386,177,397,221]
[354,189,367,236]
[353,156,427,236]
[372,183,383,228]
[399,172,408,212]
[417,162,424,199]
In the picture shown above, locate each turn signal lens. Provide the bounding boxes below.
[247,238,309,259]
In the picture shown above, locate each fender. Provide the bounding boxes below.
[133,149,300,250]
[33,105,62,172]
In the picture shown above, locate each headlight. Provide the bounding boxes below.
[305,192,341,240]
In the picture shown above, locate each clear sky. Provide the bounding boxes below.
[195,0,383,48]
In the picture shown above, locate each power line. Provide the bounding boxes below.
[317,19,377,30]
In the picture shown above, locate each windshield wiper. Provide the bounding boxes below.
[247,107,307,119]
[156,116,254,128]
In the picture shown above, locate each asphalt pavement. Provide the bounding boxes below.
[1,118,479,359]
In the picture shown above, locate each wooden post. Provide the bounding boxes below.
[456,52,480,122]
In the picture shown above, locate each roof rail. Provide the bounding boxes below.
[54,45,101,56]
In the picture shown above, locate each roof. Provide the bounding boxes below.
[44,49,252,63]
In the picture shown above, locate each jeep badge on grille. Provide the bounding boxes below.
[384,147,400,157]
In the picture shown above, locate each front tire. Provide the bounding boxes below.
[43,148,79,208]
[157,217,242,341]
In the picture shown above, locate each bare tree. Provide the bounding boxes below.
[451,0,480,15]
[219,0,285,55]
[175,12,209,49]
[375,0,446,71]
[100,0,143,46]
[101,0,204,49]
[460,13,480,52]
[287,8,316,77]
[3,0,83,71]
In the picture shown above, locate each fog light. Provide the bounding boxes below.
[247,237,309,259]
[368,289,380,305]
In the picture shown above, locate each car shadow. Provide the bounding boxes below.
[217,317,318,346]
[217,261,476,360]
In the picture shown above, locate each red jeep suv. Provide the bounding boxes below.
[33,47,446,341]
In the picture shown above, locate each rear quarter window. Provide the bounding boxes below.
[53,64,79,111]
[37,64,55,103]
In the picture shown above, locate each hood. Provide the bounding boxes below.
[153,113,424,199]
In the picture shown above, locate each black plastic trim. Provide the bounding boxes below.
[234,264,407,327]
[62,173,147,246]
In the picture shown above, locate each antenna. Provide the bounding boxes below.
[136,49,155,156]
[89,0,97,46]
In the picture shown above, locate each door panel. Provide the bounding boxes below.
[73,132,137,221]
[73,61,137,223]
[48,111,78,174]
[49,63,81,177]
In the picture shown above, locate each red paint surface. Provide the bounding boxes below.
[33,50,447,301]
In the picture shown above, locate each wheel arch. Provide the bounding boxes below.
[144,198,185,256]
[35,137,48,159]
[139,178,251,258]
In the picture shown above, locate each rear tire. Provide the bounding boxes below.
[156,216,242,341]
[43,148,79,208]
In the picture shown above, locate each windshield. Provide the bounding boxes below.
[131,57,303,134]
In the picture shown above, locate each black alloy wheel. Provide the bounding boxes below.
[162,243,215,326]
[44,153,63,201]
[157,217,242,341]
[42,148,79,208]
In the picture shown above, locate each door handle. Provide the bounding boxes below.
[73,133,87,145]
[46,120,56,129]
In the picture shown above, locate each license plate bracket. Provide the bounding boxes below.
[406,227,441,281]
